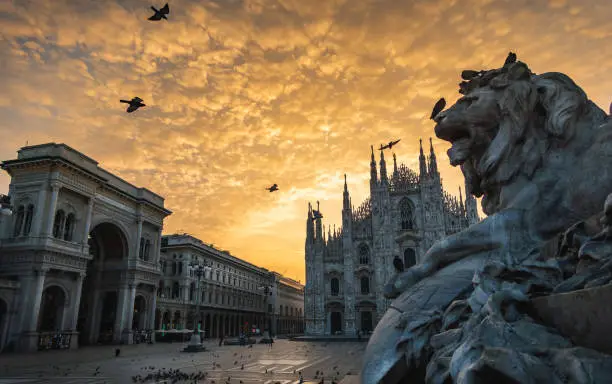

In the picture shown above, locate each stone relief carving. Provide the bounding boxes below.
[362,54,612,383]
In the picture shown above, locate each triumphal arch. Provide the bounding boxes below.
[0,143,171,352]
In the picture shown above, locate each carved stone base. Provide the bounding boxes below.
[69,331,80,349]
[18,331,39,352]
[182,334,206,352]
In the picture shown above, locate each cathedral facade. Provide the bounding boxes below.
[304,139,480,336]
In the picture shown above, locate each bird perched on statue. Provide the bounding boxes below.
[311,209,323,221]
[430,98,446,120]
[120,97,146,113]
[266,183,278,192]
[393,255,404,273]
[504,51,517,66]
[379,139,401,151]
[148,3,170,21]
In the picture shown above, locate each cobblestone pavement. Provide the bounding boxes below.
[0,339,365,383]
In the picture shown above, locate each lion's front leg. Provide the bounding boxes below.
[385,211,531,298]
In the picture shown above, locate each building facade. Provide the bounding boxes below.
[0,143,171,352]
[304,139,480,336]
[156,234,279,338]
[271,272,304,335]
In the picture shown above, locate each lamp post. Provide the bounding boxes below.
[183,261,211,352]
[257,284,273,343]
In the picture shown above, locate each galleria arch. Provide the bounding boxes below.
[0,143,171,352]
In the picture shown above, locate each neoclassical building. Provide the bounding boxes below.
[304,140,480,336]
[272,272,304,335]
[0,143,171,352]
[156,234,277,338]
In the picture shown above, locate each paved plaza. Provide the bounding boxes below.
[0,339,365,383]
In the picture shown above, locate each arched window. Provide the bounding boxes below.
[63,213,75,241]
[189,282,195,301]
[172,282,180,298]
[404,248,417,269]
[399,198,414,230]
[178,262,183,275]
[139,238,145,260]
[360,276,370,294]
[13,205,24,237]
[144,240,151,261]
[330,278,340,296]
[23,204,34,236]
[52,210,65,238]
[359,244,370,265]
[172,261,177,275]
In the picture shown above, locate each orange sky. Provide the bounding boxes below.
[1,0,612,282]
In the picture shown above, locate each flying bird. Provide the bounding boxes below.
[266,184,279,192]
[119,97,146,113]
[393,255,404,273]
[148,3,170,21]
[504,51,517,66]
[379,139,401,151]
[430,98,446,120]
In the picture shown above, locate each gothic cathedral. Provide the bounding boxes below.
[304,139,480,336]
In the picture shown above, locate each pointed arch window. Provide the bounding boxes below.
[399,198,414,230]
[23,204,34,236]
[13,205,25,237]
[63,213,75,241]
[404,248,417,269]
[52,210,65,238]
[358,244,370,265]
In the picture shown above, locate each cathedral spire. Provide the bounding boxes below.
[392,153,398,179]
[343,174,350,210]
[419,138,427,178]
[315,200,323,242]
[306,202,314,245]
[370,145,378,187]
[379,149,388,185]
[428,137,439,176]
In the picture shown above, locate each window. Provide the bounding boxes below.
[404,248,417,269]
[52,210,65,238]
[13,205,24,237]
[172,282,180,298]
[358,244,369,265]
[139,238,145,260]
[63,213,74,241]
[144,239,151,261]
[23,204,34,236]
[360,276,370,295]
[172,261,177,275]
[399,198,414,230]
[178,262,183,275]
[330,278,340,296]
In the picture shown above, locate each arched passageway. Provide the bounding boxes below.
[132,296,146,330]
[38,286,66,332]
[77,222,127,345]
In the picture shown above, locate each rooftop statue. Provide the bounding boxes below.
[362,53,612,383]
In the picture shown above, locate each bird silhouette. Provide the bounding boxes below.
[504,51,517,66]
[266,183,279,192]
[379,139,401,151]
[393,255,404,272]
[311,209,323,221]
[430,98,446,120]
[119,97,146,113]
[148,3,170,21]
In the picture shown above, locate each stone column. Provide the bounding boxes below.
[149,289,157,330]
[124,284,137,341]
[28,269,47,331]
[135,217,143,259]
[114,283,130,343]
[19,268,47,352]
[32,185,48,237]
[44,183,60,236]
[68,273,85,348]
[155,226,163,263]
[82,198,94,248]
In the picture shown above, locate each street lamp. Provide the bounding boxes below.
[257,284,273,343]
[183,261,211,352]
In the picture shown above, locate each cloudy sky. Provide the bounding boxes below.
[1,0,611,282]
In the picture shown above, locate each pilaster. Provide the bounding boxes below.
[44,183,60,236]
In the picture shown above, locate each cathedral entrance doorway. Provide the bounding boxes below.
[77,222,127,345]
[360,311,373,333]
[330,312,342,334]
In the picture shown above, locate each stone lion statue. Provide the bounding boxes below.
[362,56,612,383]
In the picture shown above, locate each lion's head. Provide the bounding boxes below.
[434,57,607,215]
